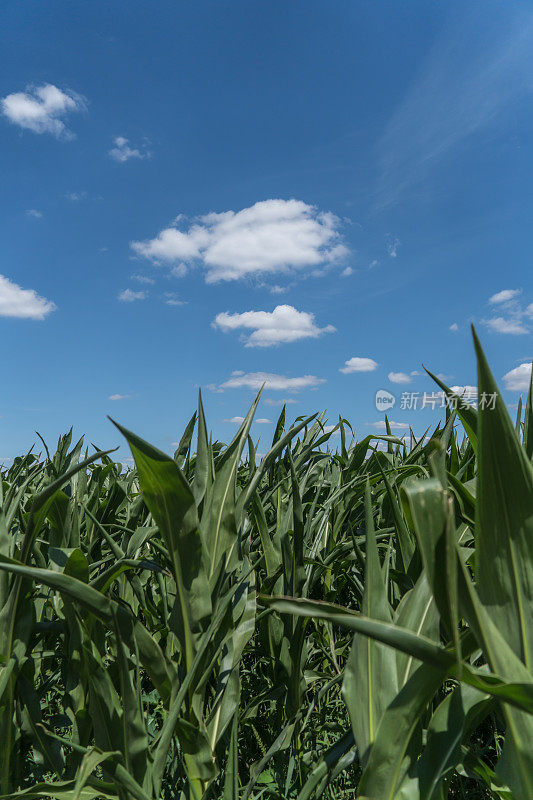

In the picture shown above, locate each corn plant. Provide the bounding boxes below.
[0,329,531,799]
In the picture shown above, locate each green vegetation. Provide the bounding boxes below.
[0,330,532,800]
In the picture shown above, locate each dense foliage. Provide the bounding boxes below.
[0,331,532,800]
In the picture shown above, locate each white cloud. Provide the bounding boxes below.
[502,363,532,392]
[118,289,146,302]
[109,393,130,401]
[225,416,271,424]
[368,420,410,430]
[0,274,56,320]
[65,191,88,202]
[213,304,335,347]
[489,288,521,305]
[369,259,379,269]
[341,266,354,277]
[131,273,155,284]
[26,209,43,219]
[450,385,477,395]
[264,397,297,406]
[446,385,478,405]
[170,263,188,278]
[484,316,528,335]
[386,236,400,258]
[109,136,150,163]
[164,292,184,306]
[1,84,85,138]
[216,370,325,393]
[449,323,458,331]
[340,357,378,374]
[483,290,532,335]
[388,371,412,384]
[131,199,348,283]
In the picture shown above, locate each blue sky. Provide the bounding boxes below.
[1,0,532,462]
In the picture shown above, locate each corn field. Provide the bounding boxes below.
[0,330,532,800]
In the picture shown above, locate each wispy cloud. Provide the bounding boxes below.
[386,236,400,258]
[109,136,151,162]
[489,288,521,305]
[1,83,86,139]
[264,397,298,406]
[225,416,271,424]
[485,317,528,335]
[65,191,88,202]
[118,289,146,302]
[0,274,56,319]
[367,420,410,430]
[213,304,335,347]
[164,292,184,306]
[483,288,531,335]
[26,209,43,219]
[213,370,325,393]
[109,393,131,401]
[376,8,533,206]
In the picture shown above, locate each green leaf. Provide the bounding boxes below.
[0,557,173,701]
[357,662,446,800]
[110,419,211,670]
[394,573,439,687]
[472,328,533,670]
[425,368,478,453]
[402,479,460,660]
[342,481,398,766]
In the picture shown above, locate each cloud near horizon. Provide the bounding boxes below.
[368,420,410,430]
[502,363,532,392]
[225,416,271,424]
[131,199,348,283]
[213,370,325,393]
